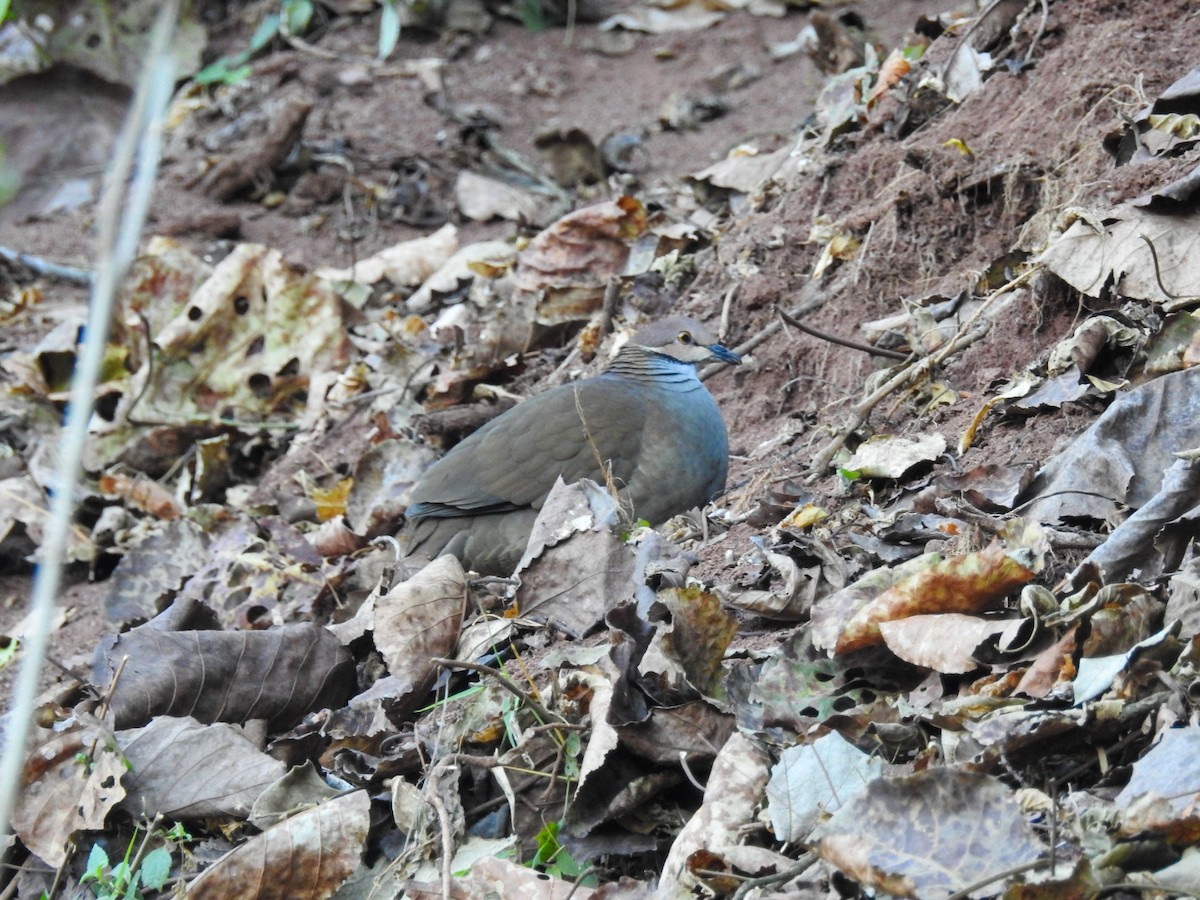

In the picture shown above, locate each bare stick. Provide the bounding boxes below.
[0,0,182,837]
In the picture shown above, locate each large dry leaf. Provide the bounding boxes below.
[117,717,286,819]
[14,728,127,866]
[92,620,355,729]
[88,242,351,471]
[185,789,370,899]
[1024,366,1200,525]
[834,542,1035,655]
[1075,457,1200,584]
[1039,205,1200,302]
[811,553,944,653]
[816,770,1043,898]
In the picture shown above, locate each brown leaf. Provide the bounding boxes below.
[513,196,647,325]
[14,728,127,866]
[340,554,467,724]
[657,586,738,696]
[92,619,355,730]
[835,542,1035,655]
[116,717,286,819]
[186,789,370,899]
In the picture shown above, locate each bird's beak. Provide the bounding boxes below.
[708,343,741,365]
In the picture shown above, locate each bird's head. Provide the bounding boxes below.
[629,316,741,366]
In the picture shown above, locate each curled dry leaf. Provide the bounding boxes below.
[835,541,1036,655]
[658,732,775,895]
[316,222,457,286]
[513,195,648,325]
[185,789,370,899]
[98,470,182,519]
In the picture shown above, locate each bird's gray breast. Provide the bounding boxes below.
[619,378,730,523]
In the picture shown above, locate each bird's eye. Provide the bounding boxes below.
[678,331,693,344]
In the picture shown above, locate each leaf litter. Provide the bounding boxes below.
[4,0,1200,898]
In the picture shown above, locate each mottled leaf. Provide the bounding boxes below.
[14,728,127,866]
[816,770,1043,899]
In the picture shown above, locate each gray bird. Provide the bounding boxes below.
[405,316,741,574]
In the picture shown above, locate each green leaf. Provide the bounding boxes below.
[282,0,314,35]
[0,636,17,670]
[195,13,280,85]
[194,58,252,86]
[82,844,110,883]
[138,847,172,891]
[0,0,10,23]
[378,0,401,60]
[247,13,283,52]
[531,821,561,866]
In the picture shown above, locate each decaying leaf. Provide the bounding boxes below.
[816,769,1044,898]
[186,790,370,899]
[658,732,776,895]
[512,195,648,325]
[14,728,128,867]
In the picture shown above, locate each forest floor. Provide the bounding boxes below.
[3,0,1200,897]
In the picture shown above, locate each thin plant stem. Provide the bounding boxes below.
[0,0,181,837]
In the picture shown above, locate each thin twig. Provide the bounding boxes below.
[429,788,454,900]
[0,247,92,285]
[0,0,181,838]
[944,858,1051,900]
[718,282,739,343]
[776,305,909,360]
[431,657,567,725]
[730,855,817,900]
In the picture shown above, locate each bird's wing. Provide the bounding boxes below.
[408,375,648,517]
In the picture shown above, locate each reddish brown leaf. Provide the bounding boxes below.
[835,542,1035,655]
